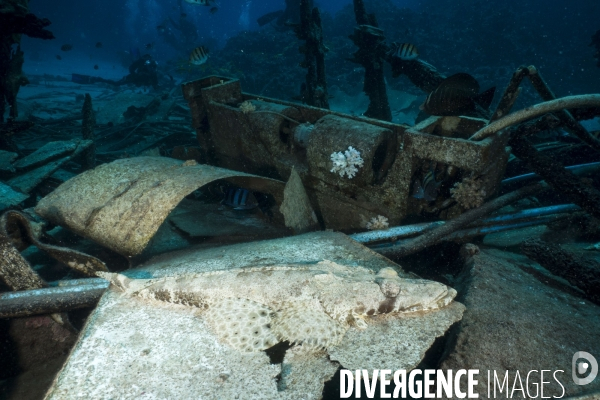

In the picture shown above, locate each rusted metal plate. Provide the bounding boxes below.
[35,157,285,257]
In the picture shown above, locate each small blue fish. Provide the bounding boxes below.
[412,171,442,202]
[221,187,258,210]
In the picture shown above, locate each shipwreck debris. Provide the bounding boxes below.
[524,67,597,148]
[490,66,529,121]
[348,0,391,121]
[470,94,600,143]
[13,139,82,171]
[521,239,600,305]
[0,231,46,291]
[0,278,108,319]
[81,93,96,169]
[167,199,287,242]
[293,0,329,109]
[279,167,319,233]
[508,134,600,220]
[0,181,28,212]
[0,209,108,327]
[34,157,288,257]
[0,149,17,171]
[0,1,54,123]
[351,204,580,247]
[182,75,509,230]
[0,210,108,276]
[378,182,547,258]
[7,139,93,194]
[389,57,447,110]
[501,161,600,192]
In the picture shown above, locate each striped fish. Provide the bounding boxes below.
[422,73,496,116]
[387,42,418,60]
[222,187,259,210]
[412,171,442,202]
[189,46,209,65]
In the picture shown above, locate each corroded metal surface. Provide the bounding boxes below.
[183,76,509,231]
[35,157,285,257]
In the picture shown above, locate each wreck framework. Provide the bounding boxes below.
[183,76,509,231]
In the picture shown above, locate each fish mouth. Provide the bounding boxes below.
[430,287,457,310]
[418,285,456,310]
[397,283,457,312]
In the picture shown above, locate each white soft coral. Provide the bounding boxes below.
[330,146,364,179]
[366,215,389,230]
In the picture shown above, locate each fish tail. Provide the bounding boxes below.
[233,188,243,206]
[412,179,425,199]
[97,272,132,292]
[474,86,496,110]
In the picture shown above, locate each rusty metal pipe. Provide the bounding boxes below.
[501,161,600,190]
[368,215,567,254]
[351,204,578,245]
[0,279,109,318]
[470,94,600,141]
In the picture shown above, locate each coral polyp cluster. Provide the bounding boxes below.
[450,177,487,209]
[330,146,364,179]
[366,215,389,230]
[239,100,256,114]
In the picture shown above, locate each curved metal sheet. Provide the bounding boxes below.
[35,157,285,256]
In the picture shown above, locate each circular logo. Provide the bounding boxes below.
[572,352,598,385]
